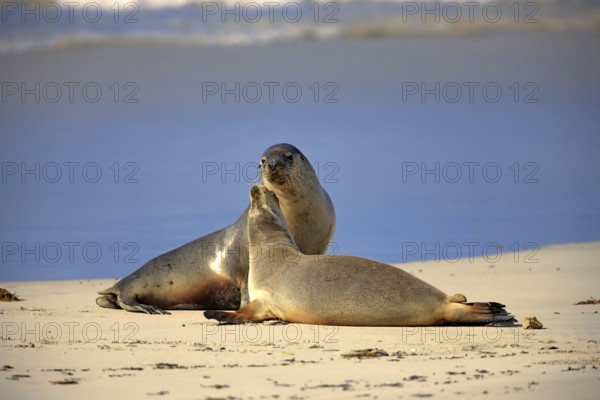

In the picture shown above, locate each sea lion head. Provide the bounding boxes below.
[259,143,316,193]
[248,185,295,246]
[250,184,281,213]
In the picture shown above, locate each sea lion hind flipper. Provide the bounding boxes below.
[204,300,276,324]
[443,302,516,325]
[448,293,467,303]
[96,294,120,309]
[96,289,170,314]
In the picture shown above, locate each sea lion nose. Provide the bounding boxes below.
[267,160,280,171]
[250,185,260,197]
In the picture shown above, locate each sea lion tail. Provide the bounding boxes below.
[96,286,120,309]
[444,302,516,325]
[96,294,120,309]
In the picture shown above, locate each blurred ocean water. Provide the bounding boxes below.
[1,0,599,55]
[1,1,599,281]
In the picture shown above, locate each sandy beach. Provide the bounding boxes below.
[2,6,600,399]
[1,241,599,399]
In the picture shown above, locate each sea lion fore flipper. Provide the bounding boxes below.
[204,299,276,324]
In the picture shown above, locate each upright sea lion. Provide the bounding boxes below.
[96,144,335,314]
[205,185,514,326]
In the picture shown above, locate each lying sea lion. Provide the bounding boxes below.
[205,185,514,326]
[97,144,335,314]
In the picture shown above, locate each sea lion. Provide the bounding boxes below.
[96,144,335,314]
[204,185,514,326]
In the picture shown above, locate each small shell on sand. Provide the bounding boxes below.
[523,316,543,329]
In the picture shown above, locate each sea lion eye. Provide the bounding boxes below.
[259,158,266,168]
[286,154,293,161]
